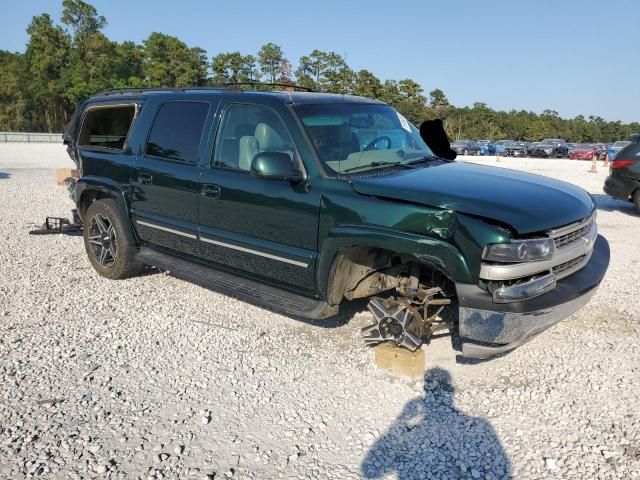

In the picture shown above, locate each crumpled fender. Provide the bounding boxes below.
[316,224,472,300]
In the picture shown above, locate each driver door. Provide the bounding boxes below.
[198,102,320,293]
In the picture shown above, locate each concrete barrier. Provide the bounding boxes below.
[0,132,62,143]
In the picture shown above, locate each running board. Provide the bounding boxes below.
[136,246,336,320]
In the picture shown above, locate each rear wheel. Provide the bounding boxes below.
[83,199,142,279]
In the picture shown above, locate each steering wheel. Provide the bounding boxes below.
[363,136,392,152]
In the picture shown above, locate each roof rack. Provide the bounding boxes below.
[96,82,314,97]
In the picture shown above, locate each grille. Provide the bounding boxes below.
[553,255,587,276]
[553,219,593,248]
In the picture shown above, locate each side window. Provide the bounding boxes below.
[213,104,294,172]
[78,105,136,150]
[145,101,209,163]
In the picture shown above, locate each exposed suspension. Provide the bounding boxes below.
[361,284,452,351]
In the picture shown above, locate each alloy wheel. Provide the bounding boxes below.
[87,213,117,267]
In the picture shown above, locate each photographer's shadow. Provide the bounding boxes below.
[362,368,511,479]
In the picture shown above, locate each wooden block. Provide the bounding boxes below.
[374,342,425,379]
[56,168,79,186]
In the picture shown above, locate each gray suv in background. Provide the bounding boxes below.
[451,140,482,156]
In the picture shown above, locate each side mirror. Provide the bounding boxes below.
[250,152,303,183]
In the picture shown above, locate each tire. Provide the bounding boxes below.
[83,198,143,279]
[633,190,640,212]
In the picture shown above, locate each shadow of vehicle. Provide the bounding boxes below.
[0,172,10,180]
[592,194,638,216]
[362,368,511,480]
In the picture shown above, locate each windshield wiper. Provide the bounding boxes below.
[404,154,444,165]
[342,161,413,173]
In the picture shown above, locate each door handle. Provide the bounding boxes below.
[136,174,153,185]
[201,184,221,198]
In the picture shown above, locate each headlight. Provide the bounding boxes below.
[483,238,556,263]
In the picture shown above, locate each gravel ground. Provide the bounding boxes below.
[0,144,639,480]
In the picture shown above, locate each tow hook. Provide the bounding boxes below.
[361,287,451,351]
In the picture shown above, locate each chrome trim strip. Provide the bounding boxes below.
[200,236,309,268]
[492,272,557,303]
[136,220,198,239]
[546,212,596,239]
[480,222,597,281]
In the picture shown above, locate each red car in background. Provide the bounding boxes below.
[570,144,598,160]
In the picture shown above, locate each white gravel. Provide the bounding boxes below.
[0,144,639,479]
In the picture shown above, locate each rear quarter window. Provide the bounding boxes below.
[145,101,209,163]
[78,105,136,150]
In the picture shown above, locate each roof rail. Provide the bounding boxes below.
[95,87,214,96]
[96,82,315,97]
[220,82,315,92]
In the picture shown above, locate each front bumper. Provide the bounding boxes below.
[530,150,553,158]
[456,234,609,359]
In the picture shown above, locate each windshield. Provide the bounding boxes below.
[613,141,631,148]
[576,144,593,149]
[293,103,434,174]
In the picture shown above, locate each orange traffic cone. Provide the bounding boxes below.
[603,153,609,168]
[589,153,597,173]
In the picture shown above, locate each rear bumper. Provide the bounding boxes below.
[604,174,634,202]
[456,234,610,359]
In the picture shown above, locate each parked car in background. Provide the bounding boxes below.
[594,143,608,160]
[451,140,482,156]
[569,144,598,160]
[494,140,514,155]
[476,139,496,155]
[529,139,569,158]
[604,141,640,211]
[608,140,631,160]
[504,141,528,157]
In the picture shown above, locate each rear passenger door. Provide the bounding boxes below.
[130,99,213,256]
[198,102,320,293]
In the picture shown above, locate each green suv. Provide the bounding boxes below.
[63,85,609,359]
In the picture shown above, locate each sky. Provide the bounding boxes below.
[1,0,638,123]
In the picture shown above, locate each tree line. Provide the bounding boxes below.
[1,0,638,143]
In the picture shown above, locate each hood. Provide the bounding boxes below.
[350,161,594,235]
